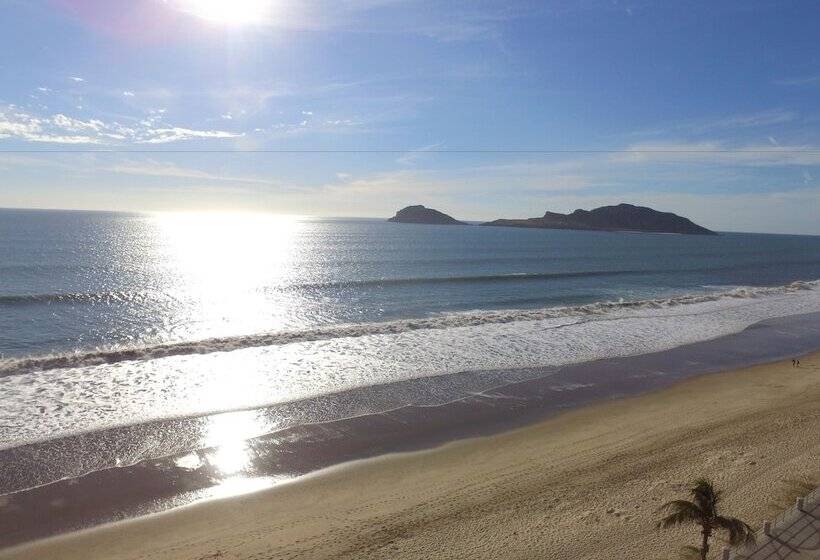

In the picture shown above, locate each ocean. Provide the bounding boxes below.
[2,207,820,544]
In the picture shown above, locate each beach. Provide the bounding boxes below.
[4,352,817,560]
[5,2,820,558]
[5,210,820,551]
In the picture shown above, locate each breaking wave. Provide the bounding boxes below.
[3,261,819,305]
[1,279,816,378]
[0,291,162,306]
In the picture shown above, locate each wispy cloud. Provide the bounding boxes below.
[685,109,796,133]
[0,153,68,169]
[0,105,242,145]
[319,160,596,201]
[0,108,100,144]
[258,115,362,138]
[628,109,797,138]
[101,159,273,184]
[136,127,241,144]
[773,75,820,86]
[396,142,445,166]
[610,141,820,166]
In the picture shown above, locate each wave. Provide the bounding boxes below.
[0,270,655,305]
[0,291,163,305]
[1,279,816,378]
[5,259,820,305]
[288,269,652,290]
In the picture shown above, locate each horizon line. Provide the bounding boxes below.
[2,206,818,238]
[3,148,820,154]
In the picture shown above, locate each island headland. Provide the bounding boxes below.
[388,203,715,235]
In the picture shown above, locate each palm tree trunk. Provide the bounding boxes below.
[700,526,712,560]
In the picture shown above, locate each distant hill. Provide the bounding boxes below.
[388,205,466,225]
[482,203,716,235]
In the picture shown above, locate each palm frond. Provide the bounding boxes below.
[691,478,720,516]
[656,500,704,529]
[714,516,756,546]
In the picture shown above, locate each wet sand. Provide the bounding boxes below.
[3,351,819,560]
[2,312,820,548]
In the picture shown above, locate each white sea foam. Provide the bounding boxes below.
[1,280,816,377]
[1,280,819,449]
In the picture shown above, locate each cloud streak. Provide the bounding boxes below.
[101,159,273,184]
[773,75,820,87]
[611,142,820,166]
[627,109,797,138]
[0,105,242,145]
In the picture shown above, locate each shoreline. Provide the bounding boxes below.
[1,311,820,548]
[3,349,819,559]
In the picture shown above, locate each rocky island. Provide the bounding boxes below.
[387,205,466,225]
[482,203,716,235]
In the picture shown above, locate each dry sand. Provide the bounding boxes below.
[3,353,819,560]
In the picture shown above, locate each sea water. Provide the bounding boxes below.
[1,208,820,471]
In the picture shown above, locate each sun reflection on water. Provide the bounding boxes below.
[207,440,251,475]
[201,409,269,475]
[146,211,315,341]
[147,213,304,500]
[153,210,303,289]
[199,409,288,501]
[203,475,280,502]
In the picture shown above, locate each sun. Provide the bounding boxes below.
[175,0,272,25]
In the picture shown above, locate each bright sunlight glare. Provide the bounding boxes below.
[175,0,273,25]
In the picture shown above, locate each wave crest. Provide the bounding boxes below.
[1,280,816,378]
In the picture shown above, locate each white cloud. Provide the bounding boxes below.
[52,114,106,132]
[0,110,101,144]
[123,91,135,97]
[68,76,85,82]
[136,127,243,144]
[610,142,820,166]
[258,117,360,137]
[0,105,242,145]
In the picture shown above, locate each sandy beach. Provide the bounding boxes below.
[3,352,819,560]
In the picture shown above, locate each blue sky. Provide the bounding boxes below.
[1,0,819,233]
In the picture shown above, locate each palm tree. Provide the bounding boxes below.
[657,478,756,560]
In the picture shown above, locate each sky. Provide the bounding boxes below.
[1,0,819,234]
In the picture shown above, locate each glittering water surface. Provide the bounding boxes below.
[2,208,820,452]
